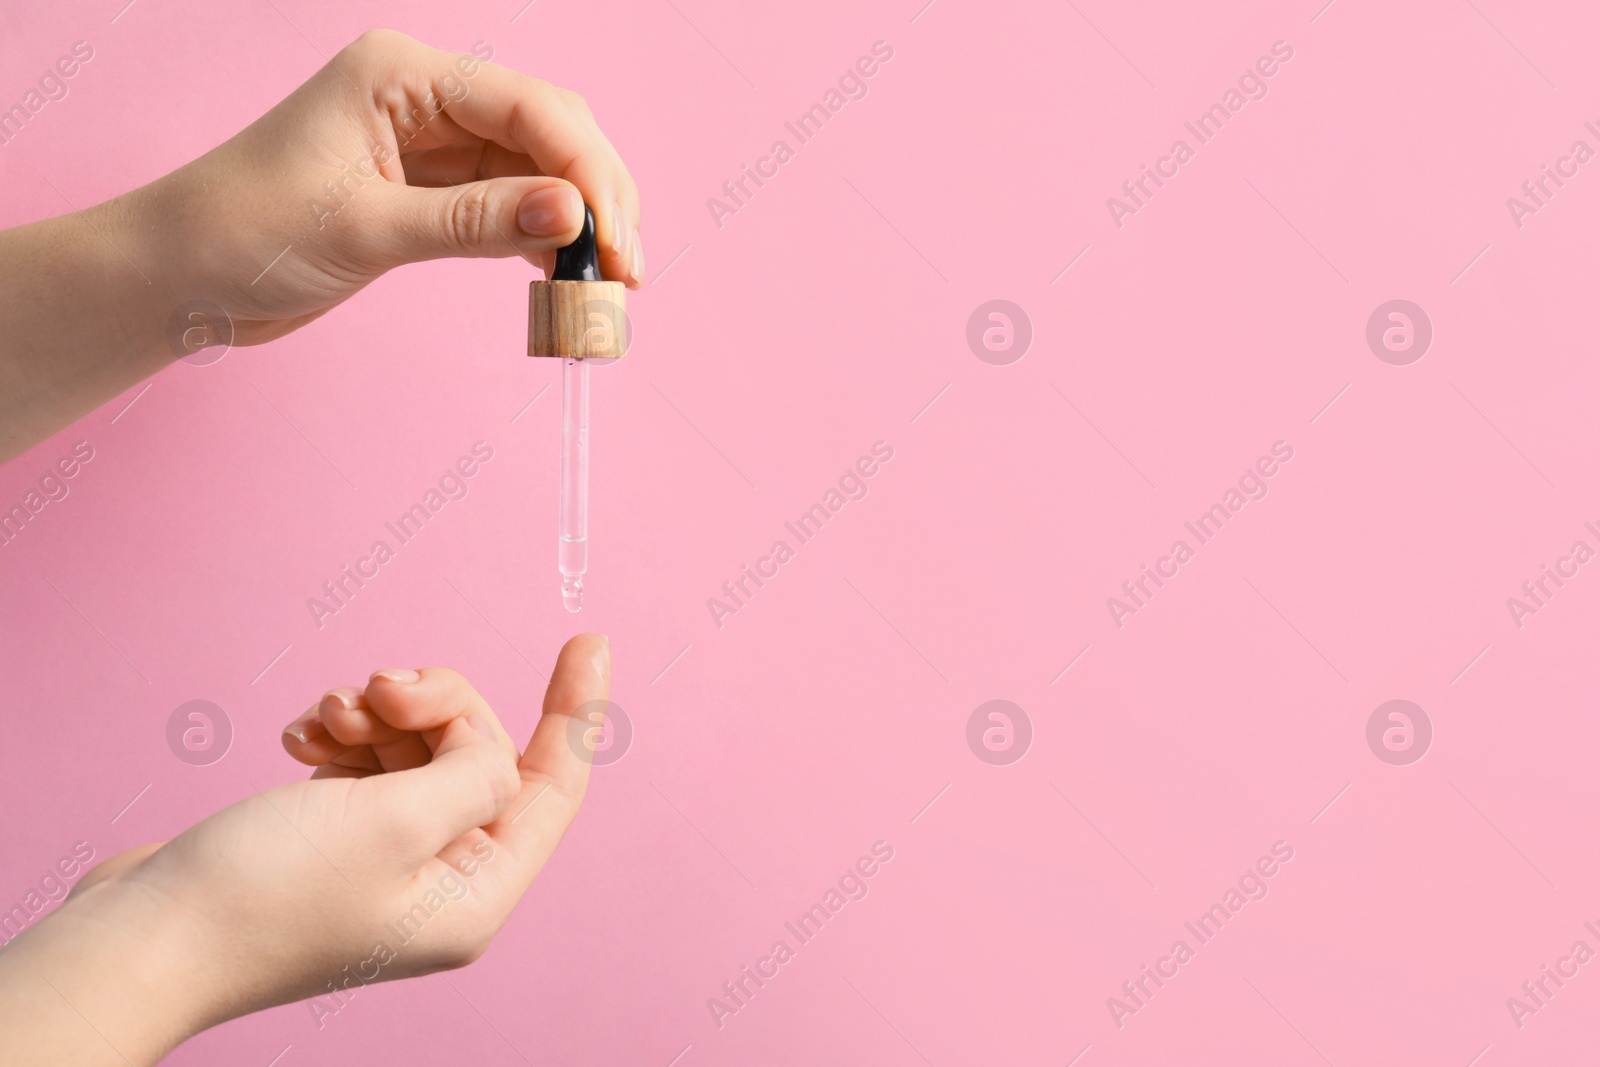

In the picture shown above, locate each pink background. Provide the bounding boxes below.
[3,0,1599,1063]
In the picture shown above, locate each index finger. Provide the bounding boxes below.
[362,666,519,760]
[484,633,611,878]
[362,32,640,282]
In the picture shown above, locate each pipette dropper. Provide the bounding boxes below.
[558,353,589,612]
[528,205,626,613]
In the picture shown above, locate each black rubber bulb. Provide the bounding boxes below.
[552,204,602,281]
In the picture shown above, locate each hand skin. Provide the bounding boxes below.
[0,28,642,463]
[0,634,610,1066]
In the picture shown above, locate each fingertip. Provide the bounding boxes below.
[570,630,609,653]
[539,633,611,728]
[516,182,583,240]
[562,632,610,686]
[596,633,612,676]
[282,708,343,765]
[321,687,408,747]
[606,199,627,256]
[282,707,322,747]
[320,687,363,720]
[363,666,435,729]
[601,199,635,286]
[365,666,507,749]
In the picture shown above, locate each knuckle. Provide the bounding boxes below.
[434,669,486,720]
[447,934,493,968]
[487,755,521,810]
[463,747,519,821]
[342,28,403,70]
[525,78,572,119]
[446,186,496,249]
[429,666,466,691]
[559,87,592,115]
[354,27,406,51]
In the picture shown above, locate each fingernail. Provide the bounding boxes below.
[629,229,644,286]
[373,668,421,684]
[518,186,580,237]
[610,201,627,255]
[321,687,357,710]
[468,714,498,741]
[283,712,326,744]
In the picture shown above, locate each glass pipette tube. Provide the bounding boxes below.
[559,356,590,612]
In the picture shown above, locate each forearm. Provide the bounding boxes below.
[0,879,209,1065]
[0,189,171,464]
[0,29,645,469]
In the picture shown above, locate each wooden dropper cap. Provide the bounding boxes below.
[528,205,627,359]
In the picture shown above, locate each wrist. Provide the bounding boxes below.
[0,877,219,1065]
[95,182,185,366]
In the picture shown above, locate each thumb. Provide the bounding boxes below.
[366,714,523,862]
[369,177,584,266]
